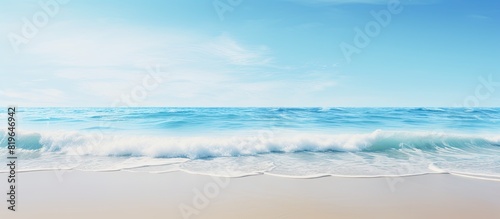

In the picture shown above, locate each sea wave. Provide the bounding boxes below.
[1,130,498,159]
[1,130,500,180]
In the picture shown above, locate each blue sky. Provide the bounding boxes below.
[1,0,499,107]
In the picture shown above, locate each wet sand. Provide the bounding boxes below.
[1,171,499,219]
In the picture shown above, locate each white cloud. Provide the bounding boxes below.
[204,34,272,66]
[0,21,281,106]
[23,22,272,70]
[0,19,341,107]
[0,88,67,106]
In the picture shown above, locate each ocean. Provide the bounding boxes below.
[1,107,499,179]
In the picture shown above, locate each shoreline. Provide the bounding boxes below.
[1,170,500,219]
[3,166,500,182]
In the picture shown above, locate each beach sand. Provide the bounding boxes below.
[1,171,499,219]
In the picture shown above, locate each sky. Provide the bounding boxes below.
[0,0,499,107]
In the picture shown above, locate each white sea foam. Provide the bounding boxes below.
[1,130,499,180]
[4,130,497,158]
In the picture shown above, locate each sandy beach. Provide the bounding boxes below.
[1,171,499,219]
[2,0,499,217]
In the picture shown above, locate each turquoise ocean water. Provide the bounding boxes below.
[1,107,499,179]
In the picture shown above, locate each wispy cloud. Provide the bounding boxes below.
[23,22,272,69]
[0,20,289,106]
[468,14,489,20]
[0,88,67,106]
[205,34,272,66]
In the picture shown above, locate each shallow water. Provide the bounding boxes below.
[0,107,499,179]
